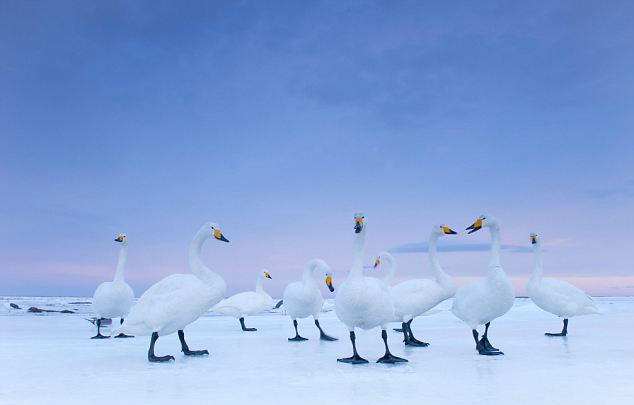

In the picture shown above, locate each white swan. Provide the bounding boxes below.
[212,269,274,332]
[91,233,135,339]
[374,224,457,347]
[527,233,599,336]
[282,259,337,341]
[451,215,514,355]
[335,212,407,364]
[115,222,229,362]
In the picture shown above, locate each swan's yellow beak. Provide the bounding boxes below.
[531,234,538,244]
[214,229,230,242]
[466,218,483,234]
[354,216,364,234]
[114,234,125,242]
[442,226,457,235]
[325,275,334,292]
[374,257,381,269]
[265,271,272,279]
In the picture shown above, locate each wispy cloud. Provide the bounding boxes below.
[390,242,532,254]
[586,183,634,199]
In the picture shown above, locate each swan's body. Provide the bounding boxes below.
[335,213,406,364]
[451,215,514,355]
[282,259,336,341]
[376,224,457,346]
[91,234,135,339]
[115,222,229,362]
[527,234,599,336]
[213,270,274,331]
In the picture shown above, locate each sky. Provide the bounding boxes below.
[1,0,633,297]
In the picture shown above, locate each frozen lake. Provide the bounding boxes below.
[1,297,632,404]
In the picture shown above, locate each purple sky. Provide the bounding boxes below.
[1,0,633,297]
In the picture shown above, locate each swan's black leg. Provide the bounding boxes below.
[546,318,568,336]
[337,331,368,364]
[480,322,501,352]
[405,319,429,347]
[178,330,209,356]
[474,325,503,356]
[91,318,110,339]
[288,319,308,341]
[114,318,134,338]
[399,322,409,342]
[148,332,175,362]
[377,329,408,363]
[240,317,257,332]
[314,319,337,341]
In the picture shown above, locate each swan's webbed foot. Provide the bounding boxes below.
[546,319,568,336]
[405,338,429,347]
[480,336,499,352]
[177,330,208,357]
[149,354,175,362]
[404,321,429,347]
[148,332,175,363]
[114,333,134,338]
[393,327,404,333]
[378,329,408,364]
[182,349,209,356]
[314,319,337,341]
[288,319,307,341]
[377,353,408,363]
[90,333,110,339]
[477,347,504,356]
[337,354,369,364]
[240,317,257,332]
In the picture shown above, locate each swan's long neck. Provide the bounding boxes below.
[428,233,451,287]
[382,255,395,284]
[349,226,367,278]
[113,244,127,283]
[529,242,544,285]
[188,229,223,287]
[255,275,266,294]
[302,261,319,287]
[488,224,502,270]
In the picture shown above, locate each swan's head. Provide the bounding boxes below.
[354,211,365,234]
[114,233,127,246]
[261,269,272,279]
[466,214,497,234]
[373,251,393,269]
[433,224,457,237]
[530,233,539,245]
[325,271,335,292]
[205,222,230,242]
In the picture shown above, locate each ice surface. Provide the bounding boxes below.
[1,297,632,404]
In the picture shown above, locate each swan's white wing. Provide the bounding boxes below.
[539,278,599,315]
[118,274,214,336]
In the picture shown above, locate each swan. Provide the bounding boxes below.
[527,233,599,336]
[212,269,274,331]
[451,215,514,355]
[374,224,457,347]
[91,233,135,339]
[282,258,337,341]
[114,222,229,362]
[335,212,407,364]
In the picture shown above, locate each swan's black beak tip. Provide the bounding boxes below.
[218,235,230,243]
[328,284,335,292]
[354,223,363,234]
[447,229,457,235]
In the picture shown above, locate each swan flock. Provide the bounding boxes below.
[92,213,598,363]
